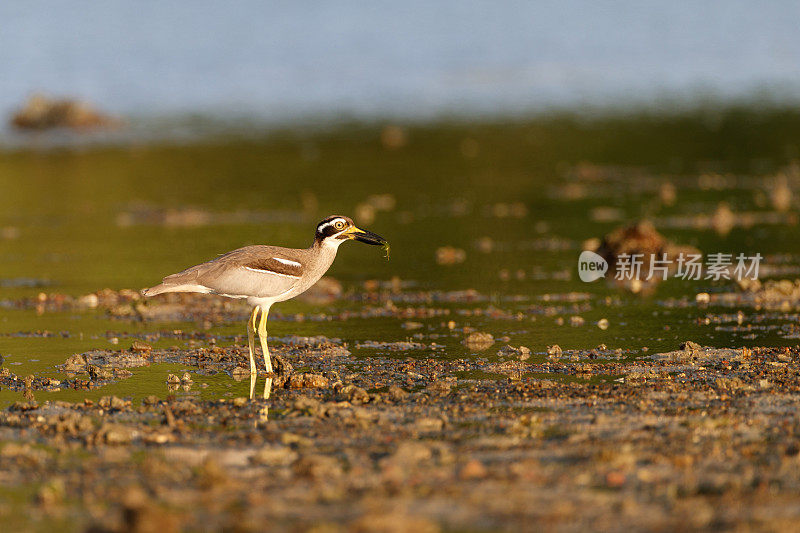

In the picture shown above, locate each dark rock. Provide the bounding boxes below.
[336,384,370,404]
[63,353,87,372]
[131,340,153,353]
[463,332,494,350]
[387,385,409,402]
[272,354,293,376]
[681,341,702,353]
[99,396,128,410]
[88,365,114,381]
[288,373,329,389]
[291,397,326,418]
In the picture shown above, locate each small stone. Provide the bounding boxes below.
[281,432,313,448]
[336,384,370,404]
[166,374,181,384]
[547,345,562,361]
[272,354,293,376]
[88,365,113,381]
[9,401,39,411]
[425,380,452,396]
[180,372,193,383]
[463,332,494,350]
[231,367,250,380]
[142,395,160,406]
[415,417,444,432]
[292,397,326,418]
[293,454,343,479]
[77,293,99,308]
[680,341,702,353]
[251,445,298,466]
[387,385,409,402]
[288,373,329,389]
[143,432,173,445]
[131,340,152,353]
[98,396,127,410]
[435,246,466,265]
[384,441,433,469]
[606,470,626,488]
[459,459,488,480]
[232,397,248,407]
[99,423,135,445]
[569,316,585,327]
[715,377,752,392]
[63,353,87,372]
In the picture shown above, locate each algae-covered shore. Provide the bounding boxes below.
[3,109,800,530]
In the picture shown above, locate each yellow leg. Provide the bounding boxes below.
[247,307,260,374]
[257,304,273,373]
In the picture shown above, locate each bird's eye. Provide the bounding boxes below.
[334,220,345,230]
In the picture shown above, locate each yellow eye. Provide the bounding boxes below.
[334,220,345,230]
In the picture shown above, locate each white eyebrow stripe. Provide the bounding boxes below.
[317,218,347,233]
[273,257,301,267]
[242,266,301,279]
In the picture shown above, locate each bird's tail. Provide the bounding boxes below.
[141,283,210,297]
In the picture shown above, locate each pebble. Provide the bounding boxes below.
[459,459,488,480]
[251,445,298,466]
[288,373,329,389]
[335,384,370,404]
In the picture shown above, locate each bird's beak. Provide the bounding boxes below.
[344,226,387,246]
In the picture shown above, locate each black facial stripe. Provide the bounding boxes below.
[314,215,353,241]
[319,225,339,238]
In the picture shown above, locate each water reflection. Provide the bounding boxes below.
[249,373,273,401]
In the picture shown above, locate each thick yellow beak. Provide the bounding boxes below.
[344,225,387,245]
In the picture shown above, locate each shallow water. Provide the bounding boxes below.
[2,2,800,121]
[2,111,800,406]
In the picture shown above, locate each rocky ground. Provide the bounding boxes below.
[2,334,800,532]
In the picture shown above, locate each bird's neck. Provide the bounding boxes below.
[299,238,339,288]
[312,236,343,251]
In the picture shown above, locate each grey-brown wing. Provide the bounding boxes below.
[162,246,303,298]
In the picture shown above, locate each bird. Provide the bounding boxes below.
[142,215,387,374]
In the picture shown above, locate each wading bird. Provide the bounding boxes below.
[143,215,387,373]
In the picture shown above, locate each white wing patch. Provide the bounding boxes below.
[273,257,301,267]
[243,266,301,279]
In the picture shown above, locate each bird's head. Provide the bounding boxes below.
[314,215,387,249]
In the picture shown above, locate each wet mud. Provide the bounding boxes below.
[2,333,800,531]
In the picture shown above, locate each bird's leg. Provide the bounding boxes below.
[249,372,256,399]
[247,307,260,374]
[258,304,273,373]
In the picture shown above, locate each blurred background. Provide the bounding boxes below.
[2,1,799,125]
[2,1,800,402]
